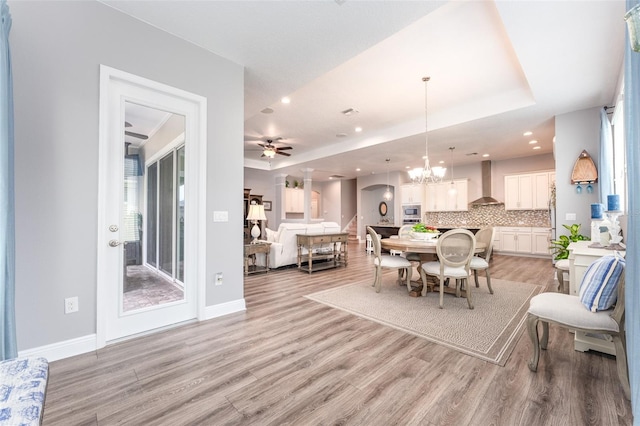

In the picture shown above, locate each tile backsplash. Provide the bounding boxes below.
[424,204,551,228]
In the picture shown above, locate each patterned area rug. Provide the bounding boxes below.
[305,276,544,366]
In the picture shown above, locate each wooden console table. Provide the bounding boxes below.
[244,242,271,275]
[297,233,348,273]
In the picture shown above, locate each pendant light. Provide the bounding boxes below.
[408,76,446,184]
[447,147,457,196]
[383,158,393,201]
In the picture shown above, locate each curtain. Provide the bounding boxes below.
[599,107,614,204]
[0,0,17,360]
[625,0,640,421]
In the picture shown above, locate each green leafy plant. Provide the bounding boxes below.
[411,223,439,233]
[549,223,590,260]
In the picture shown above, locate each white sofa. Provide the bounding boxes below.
[256,221,341,269]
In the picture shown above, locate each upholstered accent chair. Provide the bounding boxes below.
[526,267,629,399]
[366,226,412,293]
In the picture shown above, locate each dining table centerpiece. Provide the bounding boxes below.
[410,223,440,240]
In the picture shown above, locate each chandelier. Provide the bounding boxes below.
[383,158,393,201]
[408,76,446,184]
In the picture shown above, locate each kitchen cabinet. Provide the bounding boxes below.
[498,227,532,253]
[531,227,552,255]
[285,188,304,213]
[505,171,554,210]
[425,179,468,212]
[494,226,552,257]
[400,184,424,205]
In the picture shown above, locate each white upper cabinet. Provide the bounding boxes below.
[425,179,468,212]
[400,184,424,205]
[285,188,304,213]
[505,171,554,210]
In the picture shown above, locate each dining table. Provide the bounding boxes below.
[380,237,487,295]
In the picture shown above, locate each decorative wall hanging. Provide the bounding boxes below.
[570,150,598,194]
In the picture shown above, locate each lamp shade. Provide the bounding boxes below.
[625,4,640,53]
[246,204,267,221]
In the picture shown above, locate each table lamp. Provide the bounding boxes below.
[246,204,267,243]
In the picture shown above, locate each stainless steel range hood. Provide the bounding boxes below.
[470,160,503,206]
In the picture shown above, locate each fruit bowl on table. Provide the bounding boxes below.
[410,231,440,240]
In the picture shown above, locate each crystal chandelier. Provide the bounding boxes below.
[408,76,446,184]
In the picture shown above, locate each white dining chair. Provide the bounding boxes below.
[470,227,495,294]
[366,226,412,293]
[420,229,476,309]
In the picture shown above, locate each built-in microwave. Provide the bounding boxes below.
[403,206,420,217]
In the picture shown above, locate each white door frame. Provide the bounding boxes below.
[96,65,207,348]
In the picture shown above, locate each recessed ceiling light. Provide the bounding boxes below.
[482,153,490,157]
[529,140,538,144]
[533,146,541,150]
[281,97,291,104]
[439,160,445,164]
[405,166,410,169]
[356,168,361,172]
[260,107,274,114]
[523,131,533,136]
[329,176,333,180]
[355,127,362,132]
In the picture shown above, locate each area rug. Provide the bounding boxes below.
[305,277,544,366]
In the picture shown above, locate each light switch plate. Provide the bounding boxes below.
[566,213,577,220]
[213,211,229,222]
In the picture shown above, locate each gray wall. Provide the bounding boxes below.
[340,179,357,229]
[555,107,602,237]
[11,2,244,350]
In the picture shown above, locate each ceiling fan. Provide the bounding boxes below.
[124,121,149,140]
[246,136,293,158]
[259,140,292,158]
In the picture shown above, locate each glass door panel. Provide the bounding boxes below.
[159,153,174,276]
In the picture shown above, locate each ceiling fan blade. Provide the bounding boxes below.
[125,130,149,140]
[277,146,293,150]
[276,151,291,157]
[257,143,267,148]
[125,121,133,128]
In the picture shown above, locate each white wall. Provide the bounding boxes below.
[11,2,244,351]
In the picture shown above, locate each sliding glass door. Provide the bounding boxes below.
[146,145,185,284]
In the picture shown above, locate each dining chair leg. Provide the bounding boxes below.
[474,270,480,288]
[375,266,383,293]
[439,277,445,309]
[465,278,474,309]
[485,269,493,294]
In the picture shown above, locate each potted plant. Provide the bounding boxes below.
[549,223,590,260]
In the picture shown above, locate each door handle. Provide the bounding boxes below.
[108,240,126,247]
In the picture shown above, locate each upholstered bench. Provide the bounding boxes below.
[0,357,49,425]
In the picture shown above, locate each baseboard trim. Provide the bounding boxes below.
[18,334,97,362]
[204,298,246,320]
[17,299,246,362]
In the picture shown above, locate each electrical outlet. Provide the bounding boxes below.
[65,297,79,314]
[215,272,223,286]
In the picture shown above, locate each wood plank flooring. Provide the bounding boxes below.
[43,246,633,425]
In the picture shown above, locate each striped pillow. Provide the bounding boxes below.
[579,254,625,312]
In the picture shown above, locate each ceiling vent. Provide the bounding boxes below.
[470,160,503,206]
[330,174,345,179]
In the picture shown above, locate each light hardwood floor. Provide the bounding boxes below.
[43,245,633,425]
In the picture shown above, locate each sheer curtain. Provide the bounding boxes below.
[625,0,640,419]
[599,107,614,204]
[0,0,17,360]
